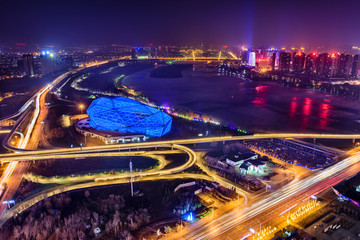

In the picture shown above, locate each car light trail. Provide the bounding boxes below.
[279,203,297,215]
[179,153,360,240]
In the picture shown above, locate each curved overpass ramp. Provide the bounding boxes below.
[2,133,360,158]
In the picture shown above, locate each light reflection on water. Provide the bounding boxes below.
[124,67,360,133]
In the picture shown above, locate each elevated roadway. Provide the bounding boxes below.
[0,58,126,214]
[0,142,249,227]
[0,99,34,122]
[0,173,215,227]
[1,133,360,159]
[1,139,359,234]
[20,145,194,184]
[0,130,11,135]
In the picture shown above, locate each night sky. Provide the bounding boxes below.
[1,0,360,48]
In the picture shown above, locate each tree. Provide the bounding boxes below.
[84,190,90,198]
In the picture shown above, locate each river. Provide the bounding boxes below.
[124,65,360,133]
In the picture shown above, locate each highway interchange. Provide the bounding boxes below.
[1,59,360,239]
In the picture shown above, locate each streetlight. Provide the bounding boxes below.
[180,218,182,236]
[258,220,262,232]
[79,104,85,114]
[212,203,214,220]
[293,160,297,176]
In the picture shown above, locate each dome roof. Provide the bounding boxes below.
[87,97,172,137]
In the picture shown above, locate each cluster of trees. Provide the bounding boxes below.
[0,190,150,240]
[13,180,41,202]
[173,192,202,215]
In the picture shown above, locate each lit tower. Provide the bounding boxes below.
[248,52,256,67]
[130,159,133,197]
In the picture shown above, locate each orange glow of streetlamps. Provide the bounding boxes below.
[79,104,85,114]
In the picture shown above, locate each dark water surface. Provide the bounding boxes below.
[124,67,360,133]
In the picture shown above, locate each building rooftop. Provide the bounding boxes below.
[247,159,266,167]
[227,152,257,162]
[333,172,360,204]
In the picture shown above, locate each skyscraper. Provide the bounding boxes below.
[336,54,352,78]
[270,52,276,71]
[241,50,249,65]
[351,54,360,78]
[248,52,256,67]
[279,52,291,72]
[131,49,137,59]
[40,53,73,75]
[342,54,352,78]
[315,53,328,77]
[22,54,35,76]
[336,54,346,77]
[323,53,337,78]
[292,52,305,73]
[305,53,317,75]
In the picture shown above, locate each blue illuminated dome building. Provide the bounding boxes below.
[87,97,172,137]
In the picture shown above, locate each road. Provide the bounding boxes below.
[0,99,34,122]
[0,74,70,214]
[2,133,360,159]
[0,172,217,227]
[0,131,358,224]
[176,151,360,240]
[0,143,250,227]
[21,147,189,184]
[0,130,11,134]
[1,142,359,237]
[0,59,122,214]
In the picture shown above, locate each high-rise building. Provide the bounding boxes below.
[292,52,305,73]
[337,54,353,78]
[337,54,346,77]
[279,52,291,72]
[248,52,256,67]
[352,54,360,78]
[17,59,24,74]
[291,52,297,70]
[40,52,73,75]
[131,49,137,59]
[305,53,317,75]
[40,54,57,75]
[270,52,276,71]
[241,50,249,65]
[22,54,35,76]
[344,54,353,78]
[315,53,328,77]
[323,53,337,78]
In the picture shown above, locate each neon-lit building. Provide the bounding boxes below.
[248,52,256,67]
[87,97,172,137]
